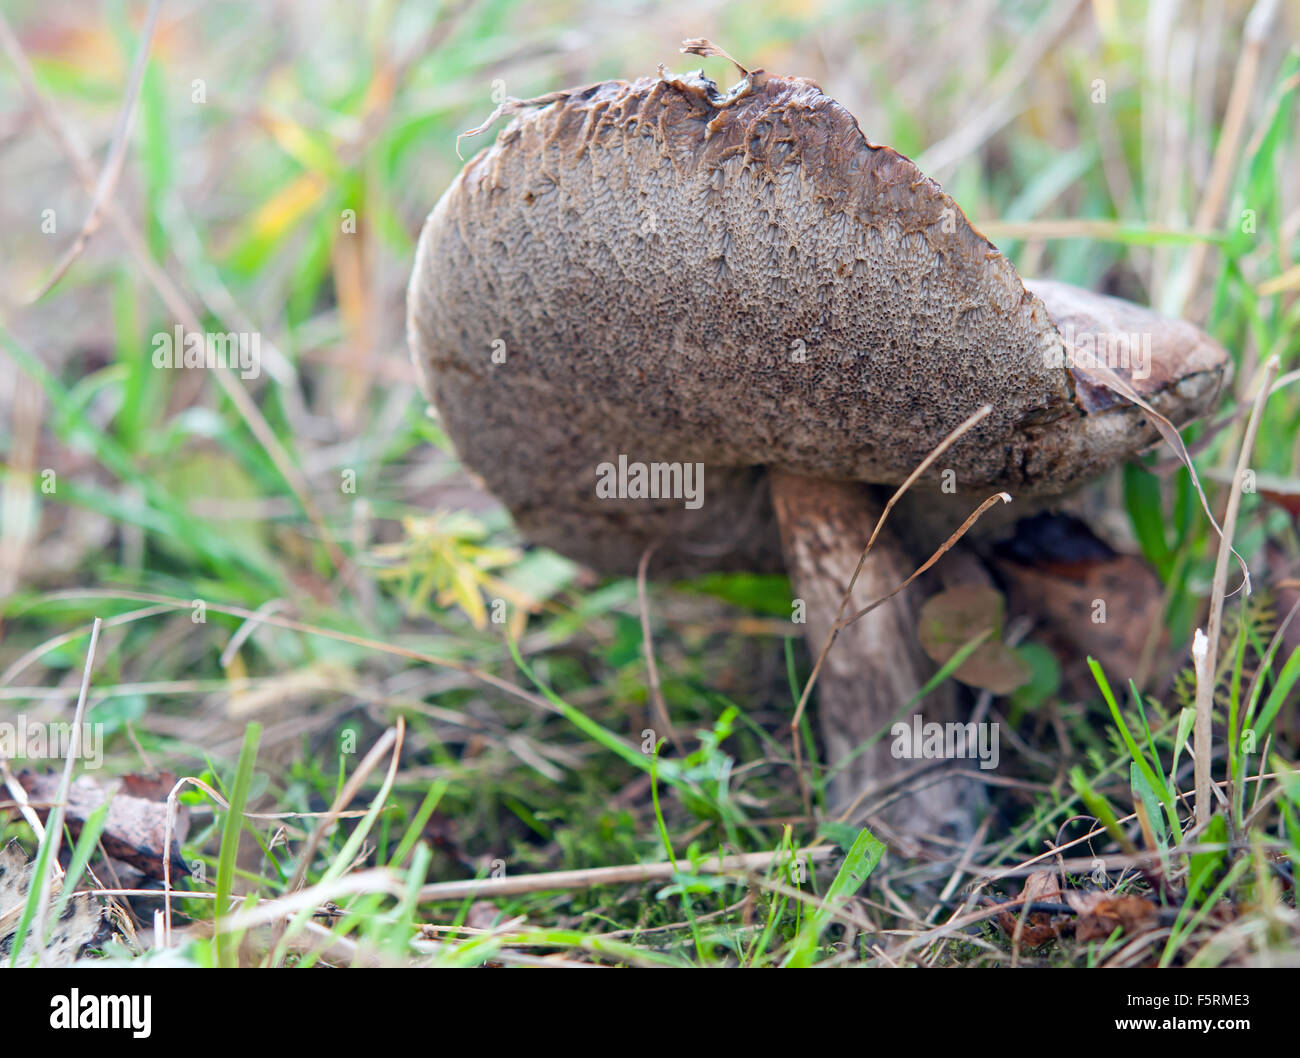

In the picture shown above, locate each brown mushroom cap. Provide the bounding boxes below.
[408,69,1228,576]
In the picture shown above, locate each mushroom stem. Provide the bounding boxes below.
[769,469,980,840]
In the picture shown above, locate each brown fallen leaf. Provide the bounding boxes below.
[17,770,190,882]
[1260,488,1300,522]
[1065,889,1161,942]
[917,584,1031,694]
[993,869,1069,949]
[993,870,1167,949]
[993,512,1166,691]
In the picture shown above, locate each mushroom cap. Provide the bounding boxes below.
[408,69,1229,576]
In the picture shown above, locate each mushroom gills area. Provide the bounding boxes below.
[768,470,984,840]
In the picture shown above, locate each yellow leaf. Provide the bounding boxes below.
[257,112,344,177]
[241,172,327,250]
[1258,263,1300,297]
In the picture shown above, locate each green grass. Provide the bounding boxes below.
[1,0,1298,967]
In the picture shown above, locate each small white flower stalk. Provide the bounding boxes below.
[1192,628,1212,829]
[1192,628,1210,683]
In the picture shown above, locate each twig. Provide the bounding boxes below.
[1178,0,1279,319]
[926,815,991,928]
[1077,357,1250,593]
[837,491,1011,628]
[789,404,993,736]
[29,617,101,964]
[977,219,1218,243]
[25,0,161,303]
[0,762,51,845]
[267,718,404,966]
[0,604,175,686]
[915,0,1086,175]
[1194,354,1279,826]
[286,721,403,895]
[219,598,287,669]
[160,774,368,947]
[636,544,679,751]
[416,845,838,901]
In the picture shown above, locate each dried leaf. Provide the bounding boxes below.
[18,771,189,882]
[918,584,1031,694]
[995,514,1166,691]
[993,869,1068,948]
[1065,889,1161,942]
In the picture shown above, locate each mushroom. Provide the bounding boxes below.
[407,53,1229,838]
